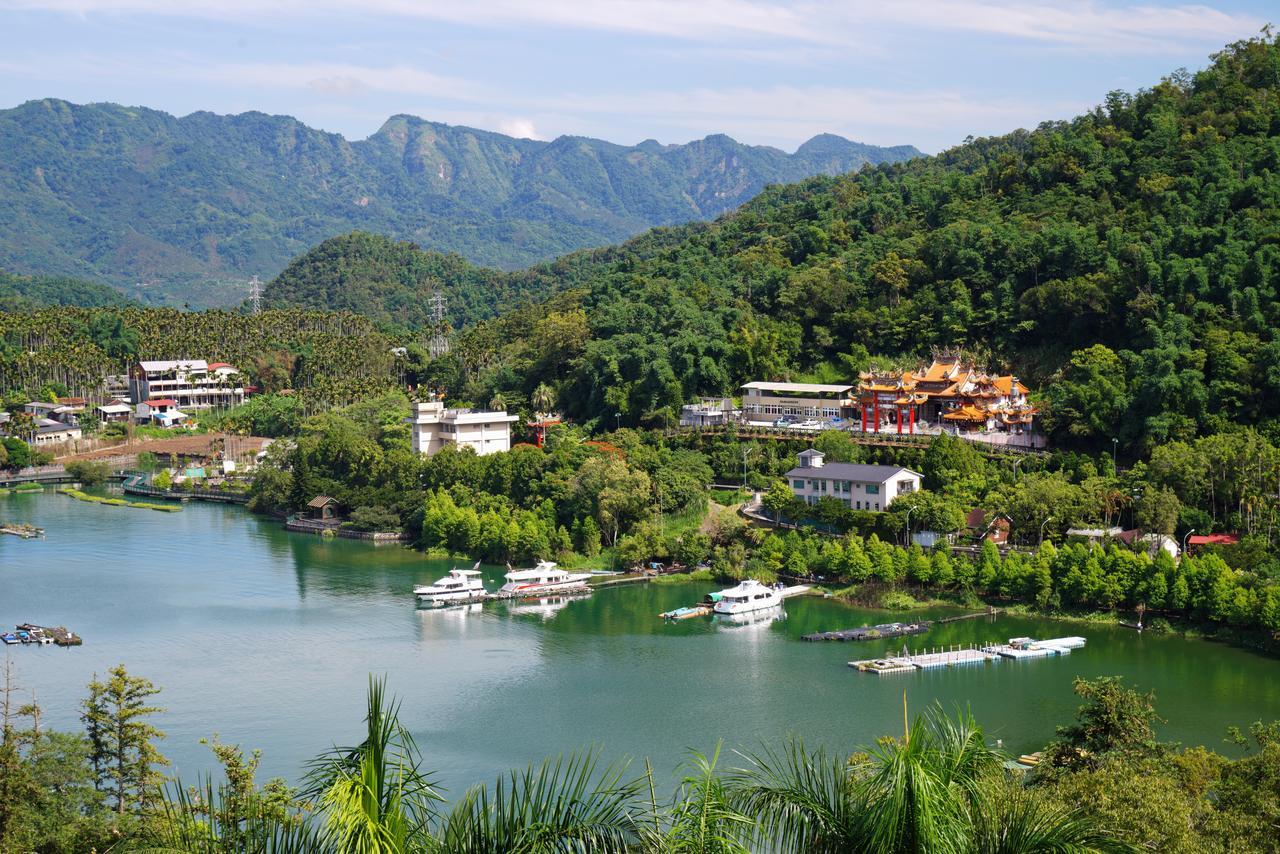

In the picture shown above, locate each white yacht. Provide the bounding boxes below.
[414,565,487,604]
[711,579,783,615]
[497,560,592,596]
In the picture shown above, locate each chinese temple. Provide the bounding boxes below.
[856,351,1036,434]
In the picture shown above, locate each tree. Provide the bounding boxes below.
[761,479,794,525]
[65,459,111,486]
[304,677,440,853]
[1041,345,1130,445]
[1133,485,1181,536]
[81,665,168,816]
[1045,677,1163,772]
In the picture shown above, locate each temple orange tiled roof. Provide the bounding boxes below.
[943,405,988,421]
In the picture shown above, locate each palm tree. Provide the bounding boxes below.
[731,706,1129,854]
[488,393,507,411]
[651,743,752,854]
[303,677,442,854]
[727,737,863,853]
[531,383,555,417]
[435,750,644,853]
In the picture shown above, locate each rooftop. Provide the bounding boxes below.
[741,381,853,394]
[138,359,208,372]
[785,462,921,482]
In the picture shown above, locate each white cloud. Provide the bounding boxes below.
[195,62,482,101]
[5,0,1263,53]
[497,118,544,140]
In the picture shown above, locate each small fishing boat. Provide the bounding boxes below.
[0,632,18,645]
[414,563,487,604]
[496,560,592,597]
[710,579,783,615]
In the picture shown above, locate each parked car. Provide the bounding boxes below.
[792,419,822,430]
[773,416,794,427]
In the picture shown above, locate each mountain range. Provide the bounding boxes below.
[0,99,919,306]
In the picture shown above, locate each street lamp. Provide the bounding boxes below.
[1039,515,1054,546]
[1111,437,1119,472]
[904,505,915,547]
[742,445,756,492]
[1181,528,1196,556]
[615,411,621,432]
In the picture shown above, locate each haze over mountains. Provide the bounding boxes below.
[0,99,920,306]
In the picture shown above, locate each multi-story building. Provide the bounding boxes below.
[739,382,855,424]
[784,449,921,512]
[405,398,519,457]
[128,360,245,411]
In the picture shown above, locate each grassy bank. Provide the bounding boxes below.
[57,487,182,512]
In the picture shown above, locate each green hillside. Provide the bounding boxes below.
[0,100,918,306]
[434,32,1280,454]
[0,270,135,311]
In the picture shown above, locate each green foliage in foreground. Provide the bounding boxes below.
[11,665,1280,852]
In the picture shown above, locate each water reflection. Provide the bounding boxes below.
[505,594,591,620]
[714,605,787,629]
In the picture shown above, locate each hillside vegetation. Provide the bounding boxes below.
[421,33,1280,456]
[0,270,135,311]
[0,100,918,305]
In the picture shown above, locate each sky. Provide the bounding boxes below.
[0,1,1273,154]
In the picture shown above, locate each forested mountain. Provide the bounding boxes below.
[419,33,1280,455]
[0,270,135,311]
[0,99,918,306]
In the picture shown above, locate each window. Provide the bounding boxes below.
[856,500,861,510]
[875,503,880,511]
[866,484,880,495]
[793,480,804,490]
[897,480,916,495]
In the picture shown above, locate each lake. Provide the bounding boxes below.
[3,488,1280,793]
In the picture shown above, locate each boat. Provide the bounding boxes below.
[414,563,487,604]
[0,632,18,645]
[496,560,592,597]
[710,579,783,615]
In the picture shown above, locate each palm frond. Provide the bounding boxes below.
[436,749,644,854]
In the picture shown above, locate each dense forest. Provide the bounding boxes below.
[0,99,918,304]
[0,270,135,311]
[385,32,1280,459]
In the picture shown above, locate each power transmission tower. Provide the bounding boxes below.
[427,292,450,357]
[249,275,262,314]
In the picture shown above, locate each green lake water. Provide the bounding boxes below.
[3,488,1280,791]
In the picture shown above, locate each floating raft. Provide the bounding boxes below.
[803,620,932,642]
[850,636,1085,675]
[0,523,44,539]
[1,624,81,646]
[984,636,1085,659]
[660,605,712,620]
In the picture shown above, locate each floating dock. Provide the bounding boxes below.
[0,523,44,539]
[803,620,932,642]
[849,636,1085,675]
[984,636,1085,659]
[1,624,81,646]
[780,585,813,598]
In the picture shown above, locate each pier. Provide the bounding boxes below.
[849,636,1086,674]
[0,522,45,539]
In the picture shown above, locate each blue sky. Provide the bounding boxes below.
[0,1,1273,153]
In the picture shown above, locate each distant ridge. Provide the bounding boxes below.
[0,99,921,306]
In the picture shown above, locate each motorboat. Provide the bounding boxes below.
[711,579,783,615]
[497,560,592,596]
[414,563,487,604]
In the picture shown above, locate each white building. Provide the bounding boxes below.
[128,360,245,411]
[136,398,190,428]
[405,399,518,457]
[31,420,82,447]
[679,398,740,428]
[740,381,854,424]
[784,449,922,512]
